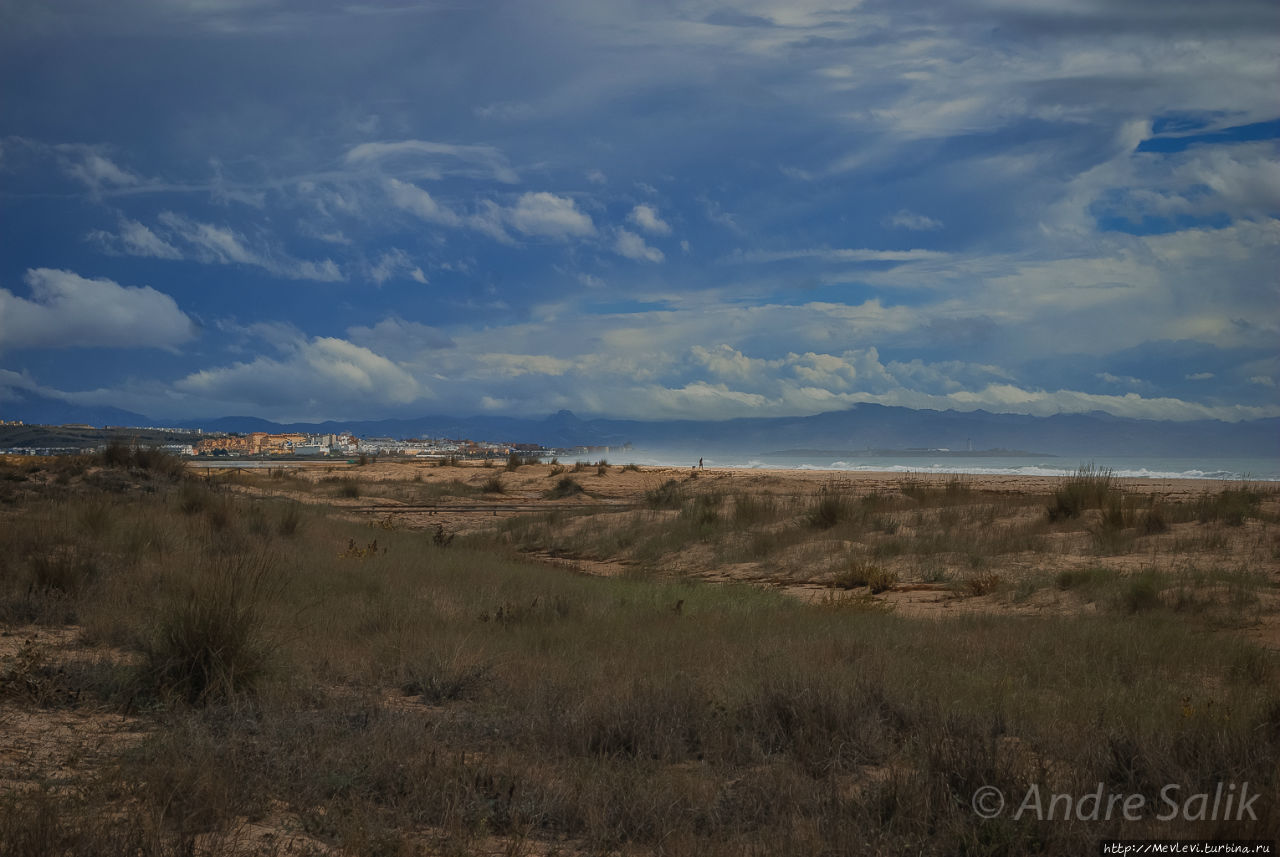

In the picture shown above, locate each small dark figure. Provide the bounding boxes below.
[698,457,703,469]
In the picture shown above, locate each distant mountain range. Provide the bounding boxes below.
[2,389,1276,459]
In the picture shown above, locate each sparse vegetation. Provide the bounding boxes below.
[643,478,684,509]
[833,560,898,593]
[544,476,585,499]
[1195,487,1263,526]
[138,553,274,705]
[1047,463,1116,520]
[0,454,1276,854]
[806,481,856,529]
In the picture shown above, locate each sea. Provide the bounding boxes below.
[602,451,1280,482]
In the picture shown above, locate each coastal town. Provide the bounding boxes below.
[0,418,613,461]
[186,430,559,460]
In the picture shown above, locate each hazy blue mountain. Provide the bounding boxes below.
[0,391,153,429]
[152,405,1280,458]
[4,397,1276,459]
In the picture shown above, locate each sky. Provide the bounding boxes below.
[1,0,1277,425]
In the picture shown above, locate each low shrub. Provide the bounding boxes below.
[28,548,97,596]
[962,572,1002,596]
[833,561,898,593]
[138,555,274,706]
[679,492,723,527]
[1138,502,1169,535]
[1195,488,1261,526]
[400,654,491,703]
[1119,570,1164,614]
[807,484,855,529]
[1048,464,1115,521]
[277,501,303,537]
[1056,565,1119,592]
[644,479,684,510]
[544,477,584,499]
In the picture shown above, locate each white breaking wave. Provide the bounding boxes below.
[613,450,1280,481]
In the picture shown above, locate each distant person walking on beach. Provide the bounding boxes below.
[698,457,703,469]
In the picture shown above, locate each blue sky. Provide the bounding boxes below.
[1,0,1277,424]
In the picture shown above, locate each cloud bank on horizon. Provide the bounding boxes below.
[0,0,1277,424]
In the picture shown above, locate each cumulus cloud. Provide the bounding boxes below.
[385,178,461,227]
[508,192,595,239]
[614,229,664,262]
[628,204,671,235]
[176,335,424,419]
[385,184,594,244]
[5,3,1277,425]
[0,268,195,351]
[346,316,454,359]
[1097,372,1145,386]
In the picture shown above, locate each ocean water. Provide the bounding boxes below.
[608,451,1280,482]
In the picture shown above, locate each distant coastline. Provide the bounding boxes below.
[760,448,1055,459]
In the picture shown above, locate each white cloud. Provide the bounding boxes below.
[628,203,671,235]
[467,200,514,243]
[152,212,344,281]
[586,169,607,185]
[885,210,942,231]
[0,268,195,351]
[1174,144,1280,220]
[1097,372,1144,386]
[346,317,454,359]
[345,139,518,183]
[474,101,536,121]
[940,385,1278,422]
[1185,372,1215,381]
[508,192,595,239]
[368,249,427,285]
[87,217,183,259]
[385,178,461,227]
[55,146,140,191]
[741,247,950,264]
[386,184,594,244]
[158,211,256,265]
[614,229,664,262]
[176,335,424,418]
